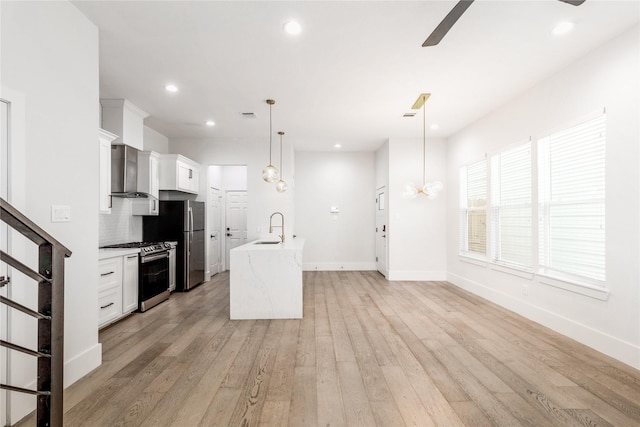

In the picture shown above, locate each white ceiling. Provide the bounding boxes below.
[73,0,639,151]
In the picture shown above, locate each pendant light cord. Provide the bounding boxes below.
[278,131,285,177]
[269,103,273,165]
[280,134,283,175]
[422,99,426,184]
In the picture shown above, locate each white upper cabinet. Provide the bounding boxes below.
[98,128,118,214]
[100,99,149,150]
[159,154,200,194]
[132,150,160,215]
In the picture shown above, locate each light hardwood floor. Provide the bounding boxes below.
[16,271,640,426]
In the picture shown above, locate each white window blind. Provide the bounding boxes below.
[538,113,606,284]
[460,159,487,255]
[491,142,532,269]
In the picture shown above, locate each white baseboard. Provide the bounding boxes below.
[387,270,447,281]
[303,262,376,271]
[64,342,102,387]
[447,272,640,370]
[7,343,102,424]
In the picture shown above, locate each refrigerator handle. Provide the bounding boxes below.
[189,207,194,249]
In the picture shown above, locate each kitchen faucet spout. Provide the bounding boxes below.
[269,212,285,243]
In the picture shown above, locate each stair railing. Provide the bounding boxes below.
[0,197,71,427]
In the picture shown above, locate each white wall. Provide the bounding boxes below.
[295,151,376,271]
[1,1,102,422]
[387,137,448,280]
[222,165,248,191]
[375,140,389,190]
[446,25,640,369]
[169,137,295,241]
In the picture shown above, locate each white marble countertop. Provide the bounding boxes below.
[98,247,140,260]
[232,238,305,252]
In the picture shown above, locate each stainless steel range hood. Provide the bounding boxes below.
[111,145,152,198]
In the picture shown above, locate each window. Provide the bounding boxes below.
[538,114,606,284]
[490,142,532,269]
[460,159,487,256]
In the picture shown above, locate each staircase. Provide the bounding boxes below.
[0,198,71,427]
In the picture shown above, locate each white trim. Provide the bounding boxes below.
[459,254,488,267]
[538,274,610,301]
[447,272,638,369]
[303,262,376,272]
[7,343,102,423]
[387,270,447,281]
[64,343,102,387]
[489,263,534,280]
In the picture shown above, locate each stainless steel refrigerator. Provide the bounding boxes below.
[143,200,205,291]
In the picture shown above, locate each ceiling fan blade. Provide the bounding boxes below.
[557,0,586,5]
[422,0,475,47]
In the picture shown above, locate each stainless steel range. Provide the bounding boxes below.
[100,241,171,312]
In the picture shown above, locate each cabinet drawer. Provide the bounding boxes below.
[98,287,122,328]
[99,257,122,292]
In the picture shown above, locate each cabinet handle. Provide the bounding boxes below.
[100,302,114,309]
[100,271,115,276]
[127,255,138,259]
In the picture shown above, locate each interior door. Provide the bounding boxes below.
[375,186,388,277]
[208,187,222,277]
[225,190,247,270]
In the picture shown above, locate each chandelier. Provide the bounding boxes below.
[402,93,443,199]
[262,99,280,182]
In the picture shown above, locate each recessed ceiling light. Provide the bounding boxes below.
[165,84,178,93]
[283,20,302,35]
[552,21,575,36]
[430,123,439,130]
[334,143,342,149]
[205,120,215,127]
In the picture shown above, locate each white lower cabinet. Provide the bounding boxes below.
[168,246,176,292]
[122,254,139,314]
[98,257,123,327]
[99,252,139,328]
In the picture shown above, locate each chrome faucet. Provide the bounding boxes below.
[269,212,285,243]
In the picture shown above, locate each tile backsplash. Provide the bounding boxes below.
[99,198,142,246]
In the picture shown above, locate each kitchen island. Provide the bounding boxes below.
[230,238,304,320]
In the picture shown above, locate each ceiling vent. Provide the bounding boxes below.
[241,112,256,118]
[403,112,416,117]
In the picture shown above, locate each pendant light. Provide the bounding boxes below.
[262,99,280,182]
[402,93,443,199]
[275,131,288,193]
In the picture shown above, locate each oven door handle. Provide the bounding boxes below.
[140,252,169,263]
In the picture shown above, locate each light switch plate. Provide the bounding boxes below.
[51,205,71,222]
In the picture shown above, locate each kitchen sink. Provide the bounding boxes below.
[253,241,281,245]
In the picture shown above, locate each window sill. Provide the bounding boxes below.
[489,263,534,280]
[459,254,488,267]
[537,273,610,301]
